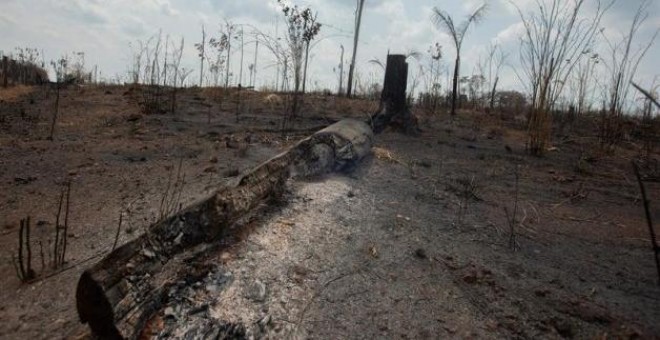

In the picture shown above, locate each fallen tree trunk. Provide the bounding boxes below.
[75,119,373,339]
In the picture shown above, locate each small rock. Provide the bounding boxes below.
[14,176,37,185]
[173,233,184,245]
[126,113,142,122]
[223,168,240,177]
[142,249,156,259]
[189,304,209,316]
[163,306,176,319]
[535,288,550,297]
[462,271,478,284]
[206,284,220,293]
[247,280,267,302]
[258,315,272,330]
[553,319,574,338]
[209,156,218,164]
[414,248,427,259]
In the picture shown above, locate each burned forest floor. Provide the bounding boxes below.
[0,84,659,339]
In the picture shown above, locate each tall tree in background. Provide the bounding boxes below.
[278,0,321,117]
[209,32,229,87]
[346,0,365,98]
[478,43,507,111]
[194,25,206,87]
[432,4,488,116]
[301,9,320,94]
[223,20,237,89]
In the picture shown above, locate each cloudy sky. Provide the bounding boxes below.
[1,0,658,102]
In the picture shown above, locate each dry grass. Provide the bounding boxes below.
[0,85,35,102]
[373,146,406,165]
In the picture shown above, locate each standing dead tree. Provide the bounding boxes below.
[432,4,488,116]
[253,28,289,93]
[570,53,599,118]
[346,0,365,98]
[417,43,444,114]
[2,56,8,88]
[514,0,611,156]
[49,56,69,140]
[222,20,237,90]
[170,37,185,114]
[599,0,659,149]
[209,31,228,88]
[195,25,206,87]
[478,43,508,112]
[277,0,321,122]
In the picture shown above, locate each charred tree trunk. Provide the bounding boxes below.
[490,76,499,111]
[371,54,417,134]
[346,0,365,98]
[451,56,460,116]
[2,56,8,88]
[76,119,373,340]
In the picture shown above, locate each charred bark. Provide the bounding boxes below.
[371,54,418,134]
[75,119,373,339]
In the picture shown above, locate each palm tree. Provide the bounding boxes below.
[432,4,487,116]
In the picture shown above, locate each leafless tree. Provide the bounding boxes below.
[570,53,600,117]
[599,0,658,148]
[433,4,488,116]
[129,40,146,84]
[277,0,321,117]
[162,35,169,87]
[170,37,185,114]
[514,0,612,155]
[195,25,206,87]
[209,31,229,87]
[301,13,320,94]
[252,26,290,92]
[223,20,237,89]
[346,0,365,98]
[478,43,508,111]
[49,56,69,140]
[418,43,444,114]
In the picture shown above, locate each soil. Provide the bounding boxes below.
[0,84,658,339]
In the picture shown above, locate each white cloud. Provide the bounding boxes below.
[0,0,657,92]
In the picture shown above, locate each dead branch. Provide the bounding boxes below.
[632,161,660,285]
[112,212,123,252]
[631,82,660,109]
[61,181,71,266]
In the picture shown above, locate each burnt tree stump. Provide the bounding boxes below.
[371,54,418,134]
